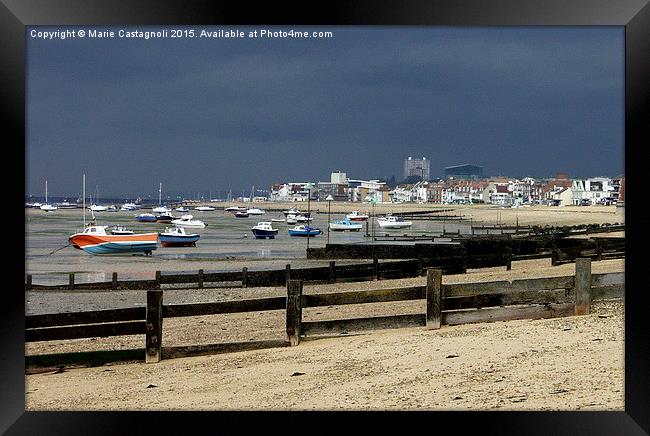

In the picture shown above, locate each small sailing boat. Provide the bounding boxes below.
[39,179,57,212]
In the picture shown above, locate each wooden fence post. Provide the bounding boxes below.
[417,256,423,276]
[328,261,336,284]
[506,247,513,271]
[198,269,204,288]
[551,247,559,266]
[285,264,291,284]
[286,280,303,346]
[26,274,32,290]
[155,271,161,289]
[146,290,163,363]
[575,257,592,315]
[112,272,118,290]
[596,240,604,261]
[373,258,379,281]
[69,273,75,289]
[426,269,442,329]
[242,267,248,288]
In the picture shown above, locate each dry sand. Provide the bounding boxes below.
[25,258,625,411]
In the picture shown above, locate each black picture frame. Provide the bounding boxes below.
[4,0,648,433]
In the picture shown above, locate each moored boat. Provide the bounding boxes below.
[69,225,158,255]
[155,213,176,223]
[246,208,265,215]
[195,205,216,211]
[111,226,135,235]
[329,219,363,232]
[251,222,279,239]
[376,214,413,229]
[158,227,200,247]
[171,214,206,228]
[136,213,157,222]
[288,225,322,237]
[345,211,369,221]
[175,206,189,212]
[235,211,249,218]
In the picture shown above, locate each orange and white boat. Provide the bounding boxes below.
[69,225,158,255]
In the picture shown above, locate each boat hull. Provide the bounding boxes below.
[159,235,200,247]
[288,229,322,237]
[330,224,362,231]
[252,229,278,239]
[136,215,157,222]
[69,233,158,255]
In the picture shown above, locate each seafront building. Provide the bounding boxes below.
[403,157,430,181]
[269,170,623,206]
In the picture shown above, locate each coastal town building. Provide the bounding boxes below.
[571,177,617,205]
[444,164,483,180]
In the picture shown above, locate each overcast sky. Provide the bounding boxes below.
[26,26,623,199]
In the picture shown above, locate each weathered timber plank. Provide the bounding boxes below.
[442,303,575,326]
[442,289,573,310]
[162,296,286,318]
[26,348,144,368]
[575,258,592,315]
[26,307,145,329]
[591,284,624,300]
[162,340,288,359]
[302,286,425,308]
[591,272,624,287]
[26,321,146,342]
[302,314,426,336]
[442,275,575,297]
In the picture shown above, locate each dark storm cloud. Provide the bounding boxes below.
[26,26,623,198]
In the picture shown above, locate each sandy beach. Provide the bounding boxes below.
[25,258,625,411]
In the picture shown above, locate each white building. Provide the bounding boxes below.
[571,177,615,205]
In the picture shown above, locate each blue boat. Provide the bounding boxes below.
[158,227,200,247]
[288,225,322,237]
[136,213,157,222]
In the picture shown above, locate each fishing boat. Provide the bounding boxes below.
[158,227,200,247]
[251,222,279,239]
[69,225,158,255]
[110,226,135,235]
[329,219,363,232]
[235,211,249,218]
[171,214,207,228]
[345,211,369,221]
[246,207,265,215]
[376,214,413,229]
[39,179,57,212]
[288,225,322,237]
[136,213,157,222]
[195,205,216,211]
[155,213,176,224]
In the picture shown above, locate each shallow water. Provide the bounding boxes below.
[24,207,506,284]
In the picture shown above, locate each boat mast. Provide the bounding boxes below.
[159,182,162,205]
[83,174,86,227]
[44,179,48,204]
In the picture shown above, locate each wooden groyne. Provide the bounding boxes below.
[25,258,623,368]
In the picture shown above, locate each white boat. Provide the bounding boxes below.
[225,206,244,213]
[31,202,42,208]
[175,206,189,212]
[120,202,139,211]
[246,208,265,215]
[89,204,108,212]
[329,219,363,232]
[57,199,76,209]
[271,218,285,223]
[376,214,413,229]
[195,205,216,211]
[171,214,207,228]
[110,226,135,235]
[39,179,57,212]
[152,205,171,214]
[106,205,118,212]
[251,222,279,239]
[158,226,200,247]
[283,207,302,217]
[345,211,369,221]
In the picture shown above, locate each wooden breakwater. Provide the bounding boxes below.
[25,258,624,368]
